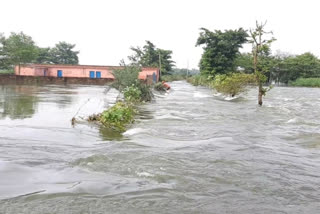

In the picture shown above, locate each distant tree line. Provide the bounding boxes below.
[0,32,79,71]
[196,25,320,84]
[235,51,320,84]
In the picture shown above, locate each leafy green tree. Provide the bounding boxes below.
[249,21,276,106]
[235,53,254,73]
[49,41,79,64]
[35,47,52,64]
[128,41,175,75]
[196,28,248,76]
[0,32,38,74]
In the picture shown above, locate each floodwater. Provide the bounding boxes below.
[0,81,319,214]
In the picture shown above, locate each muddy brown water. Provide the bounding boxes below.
[0,82,319,213]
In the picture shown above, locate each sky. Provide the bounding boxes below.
[1,0,320,69]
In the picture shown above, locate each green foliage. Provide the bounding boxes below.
[135,82,153,102]
[123,85,142,102]
[154,82,167,92]
[128,41,175,75]
[0,69,14,74]
[0,32,38,69]
[161,74,186,82]
[289,78,320,87]
[187,75,211,86]
[235,53,254,73]
[111,65,153,102]
[213,73,256,96]
[49,41,79,64]
[196,28,248,76]
[99,102,135,132]
[35,47,52,64]
[249,21,276,105]
[111,66,140,92]
[274,52,320,83]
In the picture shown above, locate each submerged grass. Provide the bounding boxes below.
[289,78,320,87]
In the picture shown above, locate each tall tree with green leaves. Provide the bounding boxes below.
[128,41,175,75]
[0,32,38,74]
[249,21,276,106]
[196,28,248,77]
[49,42,79,64]
[35,47,52,64]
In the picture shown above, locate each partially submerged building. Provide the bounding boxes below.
[14,64,160,82]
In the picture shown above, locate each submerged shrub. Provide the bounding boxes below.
[99,102,135,132]
[123,85,142,102]
[136,82,153,102]
[187,75,211,86]
[213,73,256,96]
[154,82,167,92]
[111,66,140,92]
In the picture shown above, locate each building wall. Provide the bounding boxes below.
[15,65,159,82]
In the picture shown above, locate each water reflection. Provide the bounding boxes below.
[0,85,39,119]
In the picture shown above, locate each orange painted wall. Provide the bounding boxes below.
[15,65,159,81]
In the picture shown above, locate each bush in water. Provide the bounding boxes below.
[123,85,142,102]
[213,73,256,97]
[99,102,135,132]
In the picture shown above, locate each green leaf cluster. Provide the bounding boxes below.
[289,78,320,87]
[123,85,142,102]
[111,65,153,102]
[99,102,135,132]
[187,75,211,86]
[0,32,38,69]
[196,28,248,76]
[128,41,175,75]
[213,73,256,97]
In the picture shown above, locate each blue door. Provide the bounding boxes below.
[57,70,63,77]
[90,71,95,78]
[96,71,101,79]
[152,72,157,83]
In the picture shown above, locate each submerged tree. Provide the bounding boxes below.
[196,28,248,76]
[249,21,276,106]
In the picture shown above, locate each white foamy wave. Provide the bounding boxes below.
[136,171,154,177]
[287,118,298,123]
[123,128,146,136]
[193,92,211,98]
[224,96,239,101]
[154,114,188,120]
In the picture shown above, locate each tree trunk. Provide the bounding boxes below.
[258,83,263,106]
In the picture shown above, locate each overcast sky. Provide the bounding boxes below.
[1,0,319,68]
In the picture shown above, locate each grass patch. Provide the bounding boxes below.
[289,78,320,87]
[0,69,14,74]
[161,74,186,82]
[187,75,212,87]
